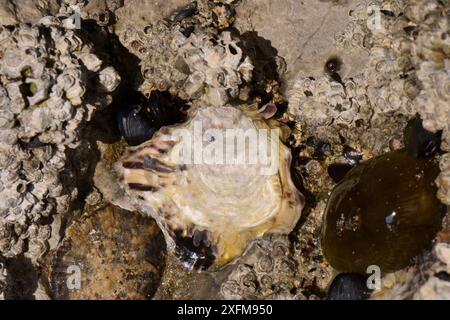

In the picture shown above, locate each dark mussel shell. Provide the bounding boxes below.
[326,273,372,300]
[144,91,187,129]
[327,163,354,183]
[117,104,157,146]
[117,91,186,146]
[403,115,441,159]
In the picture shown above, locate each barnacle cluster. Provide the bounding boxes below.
[405,1,450,147]
[220,236,299,300]
[288,0,444,129]
[119,21,253,106]
[288,75,371,129]
[0,19,120,262]
[286,1,412,144]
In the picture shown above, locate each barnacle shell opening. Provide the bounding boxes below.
[117,105,304,270]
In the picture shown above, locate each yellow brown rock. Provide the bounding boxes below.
[48,205,166,300]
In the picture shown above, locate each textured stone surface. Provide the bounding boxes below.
[48,205,166,300]
[0,0,61,25]
[114,0,190,35]
[235,0,370,93]
[1,0,449,301]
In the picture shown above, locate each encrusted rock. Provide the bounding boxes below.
[221,236,300,299]
[119,21,253,106]
[0,20,120,262]
[372,240,450,300]
[0,0,61,25]
[234,0,370,92]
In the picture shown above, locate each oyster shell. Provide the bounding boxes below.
[117,105,304,270]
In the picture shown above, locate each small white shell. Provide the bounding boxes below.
[74,52,103,72]
[98,66,121,93]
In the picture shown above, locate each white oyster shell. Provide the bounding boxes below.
[117,105,304,269]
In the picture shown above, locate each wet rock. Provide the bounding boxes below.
[48,205,166,300]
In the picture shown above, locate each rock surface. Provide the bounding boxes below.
[48,205,166,300]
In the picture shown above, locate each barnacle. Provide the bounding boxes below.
[220,236,298,299]
[0,20,120,262]
[119,21,253,107]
